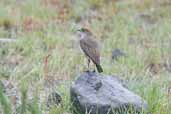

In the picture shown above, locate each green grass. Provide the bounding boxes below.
[0,0,171,114]
[0,81,12,114]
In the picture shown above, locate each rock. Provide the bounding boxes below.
[155,0,171,7]
[0,38,16,43]
[112,49,126,61]
[0,80,20,113]
[128,37,139,45]
[70,71,148,114]
[47,92,62,107]
[135,13,158,30]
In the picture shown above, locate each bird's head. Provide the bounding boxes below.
[77,28,92,40]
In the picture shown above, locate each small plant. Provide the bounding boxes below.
[0,81,12,114]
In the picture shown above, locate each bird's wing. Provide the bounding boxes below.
[80,39,100,65]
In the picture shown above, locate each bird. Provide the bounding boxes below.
[77,28,103,73]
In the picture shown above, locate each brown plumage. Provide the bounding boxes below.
[78,28,103,73]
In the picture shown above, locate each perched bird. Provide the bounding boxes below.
[77,28,103,73]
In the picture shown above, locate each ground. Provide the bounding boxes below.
[0,0,171,114]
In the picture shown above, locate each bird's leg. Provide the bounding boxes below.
[93,64,96,72]
[84,59,90,73]
[87,58,90,71]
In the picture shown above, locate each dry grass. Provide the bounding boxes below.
[0,0,171,114]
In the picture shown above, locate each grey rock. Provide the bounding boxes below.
[137,13,156,25]
[0,79,20,113]
[71,71,148,114]
[135,13,158,30]
[112,49,126,61]
[128,37,139,45]
[47,92,62,107]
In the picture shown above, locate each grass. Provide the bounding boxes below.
[0,0,171,114]
[0,81,12,114]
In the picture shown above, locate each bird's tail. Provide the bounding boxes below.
[96,64,103,73]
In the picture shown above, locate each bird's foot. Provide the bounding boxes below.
[83,70,96,74]
[83,70,91,73]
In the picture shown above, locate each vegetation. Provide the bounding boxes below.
[0,0,171,113]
